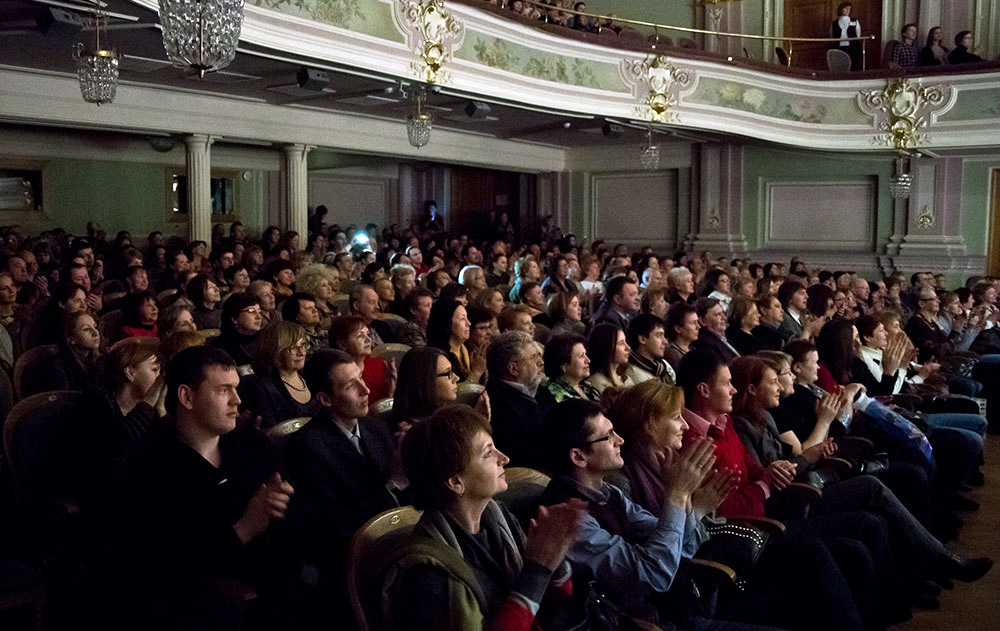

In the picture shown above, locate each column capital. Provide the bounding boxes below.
[278,143,315,158]
[182,134,217,149]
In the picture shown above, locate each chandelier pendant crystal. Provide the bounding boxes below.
[889,156,912,200]
[640,125,660,170]
[406,87,432,148]
[73,10,118,105]
[159,0,245,78]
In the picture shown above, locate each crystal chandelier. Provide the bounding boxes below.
[639,126,660,170]
[159,0,245,78]
[73,10,118,105]
[889,156,912,200]
[406,87,432,148]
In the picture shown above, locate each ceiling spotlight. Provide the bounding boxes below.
[465,100,491,120]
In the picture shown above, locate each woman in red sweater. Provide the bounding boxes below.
[328,315,396,411]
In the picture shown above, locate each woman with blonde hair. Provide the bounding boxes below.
[237,321,319,430]
[296,263,340,329]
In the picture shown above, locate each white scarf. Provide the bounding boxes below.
[838,16,859,46]
[858,346,906,395]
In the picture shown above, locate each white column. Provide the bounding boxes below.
[282,143,312,238]
[183,134,215,245]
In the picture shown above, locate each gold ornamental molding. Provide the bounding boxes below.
[621,56,694,123]
[857,78,952,150]
[394,0,464,84]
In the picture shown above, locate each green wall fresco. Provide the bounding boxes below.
[938,87,1000,122]
[686,77,868,125]
[251,0,405,42]
[456,31,626,91]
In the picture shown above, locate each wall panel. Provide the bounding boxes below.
[762,178,876,250]
[591,171,678,247]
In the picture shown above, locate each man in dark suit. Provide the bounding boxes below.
[590,275,639,332]
[284,349,404,624]
[751,294,786,350]
[690,297,740,363]
[485,330,545,468]
[777,280,807,341]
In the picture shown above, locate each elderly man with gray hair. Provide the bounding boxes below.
[486,330,546,467]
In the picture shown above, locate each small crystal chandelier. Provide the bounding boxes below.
[639,125,660,170]
[73,9,118,105]
[889,156,912,200]
[159,0,244,78]
[406,87,432,149]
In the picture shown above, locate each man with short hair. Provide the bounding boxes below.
[626,313,676,384]
[640,266,664,292]
[285,349,403,615]
[852,277,871,317]
[892,23,919,68]
[282,291,327,354]
[777,280,808,341]
[6,256,28,292]
[349,284,394,345]
[117,346,294,627]
[461,243,483,266]
[486,331,545,467]
[591,275,640,331]
[751,294,785,350]
[405,245,428,275]
[398,287,433,347]
[691,297,740,363]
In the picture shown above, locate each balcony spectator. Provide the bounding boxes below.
[918,26,949,66]
[892,23,919,68]
[949,31,983,64]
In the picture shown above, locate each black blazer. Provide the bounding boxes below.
[726,325,762,357]
[751,323,785,351]
[691,329,739,364]
[238,370,320,431]
[590,302,629,332]
[283,413,399,568]
[487,380,544,469]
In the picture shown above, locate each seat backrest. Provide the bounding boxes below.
[496,467,551,529]
[264,416,311,449]
[371,397,394,415]
[455,383,485,407]
[371,343,410,367]
[679,37,697,49]
[827,48,852,72]
[347,506,422,631]
[2,390,81,502]
[200,328,222,340]
[775,46,789,66]
[98,310,125,346]
[13,344,59,400]
[0,364,13,434]
[236,364,255,377]
[881,39,899,68]
[103,291,126,305]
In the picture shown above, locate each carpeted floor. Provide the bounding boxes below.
[896,434,999,630]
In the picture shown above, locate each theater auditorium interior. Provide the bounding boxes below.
[0,0,999,629]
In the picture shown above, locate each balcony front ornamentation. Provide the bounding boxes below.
[622,55,694,123]
[395,0,464,83]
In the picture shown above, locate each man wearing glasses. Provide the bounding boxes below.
[538,399,729,629]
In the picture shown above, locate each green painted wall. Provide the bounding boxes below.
[961,160,1000,256]
[742,146,895,252]
[593,0,695,30]
[35,158,266,237]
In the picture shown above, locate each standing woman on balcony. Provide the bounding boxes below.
[831,2,862,71]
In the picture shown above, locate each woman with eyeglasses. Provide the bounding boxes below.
[427,299,486,384]
[209,293,263,366]
[238,321,319,430]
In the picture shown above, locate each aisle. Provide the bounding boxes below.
[897,435,999,631]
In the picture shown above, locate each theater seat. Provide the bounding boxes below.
[12,344,58,400]
[495,467,551,529]
[456,383,485,407]
[265,416,311,449]
[371,343,410,367]
[347,506,422,631]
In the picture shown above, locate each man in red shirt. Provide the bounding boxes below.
[676,350,795,517]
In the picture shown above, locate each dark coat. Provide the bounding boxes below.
[237,369,320,431]
[486,380,544,468]
[726,325,762,357]
[283,412,399,570]
[691,329,739,364]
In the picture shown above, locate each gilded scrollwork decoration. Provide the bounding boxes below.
[857,78,951,150]
[621,56,694,123]
[394,0,464,84]
[916,205,935,229]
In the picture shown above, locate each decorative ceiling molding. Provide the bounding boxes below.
[857,78,954,150]
[393,0,465,83]
[621,56,696,123]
